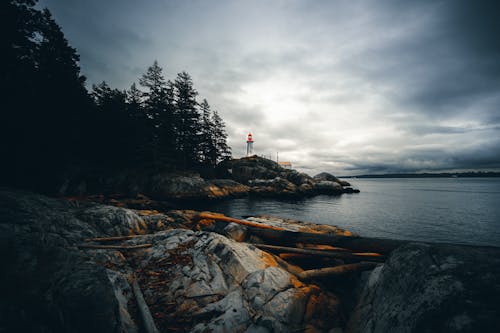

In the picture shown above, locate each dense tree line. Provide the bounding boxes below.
[90,62,231,170]
[1,0,231,190]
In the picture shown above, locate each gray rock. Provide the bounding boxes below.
[314,172,351,187]
[313,180,343,193]
[0,188,139,333]
[0,188,341,332]
[224,222,247,242]
[346,243,500,333]
[128,229,341,332]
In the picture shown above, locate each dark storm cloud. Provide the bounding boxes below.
[38,0,500,175]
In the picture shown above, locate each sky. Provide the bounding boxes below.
[39,0,500,176]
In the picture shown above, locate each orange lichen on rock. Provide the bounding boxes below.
[208,185,226,198]
[298,224,354,237]
[298,226,326,234]
[259,251,279,268]
[196,218,215,230]
[137,209,160,216]
[290,275,305,288]
[128,219,148,235]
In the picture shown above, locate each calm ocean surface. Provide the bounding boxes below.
[190,178,500,247]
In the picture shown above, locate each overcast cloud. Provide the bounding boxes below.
[39,0,500,175]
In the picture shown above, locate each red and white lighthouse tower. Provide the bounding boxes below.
[246,133,254,156]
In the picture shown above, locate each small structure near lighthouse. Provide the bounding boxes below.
[246,133,254,156]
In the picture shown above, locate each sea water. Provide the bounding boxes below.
[189,178,500,247]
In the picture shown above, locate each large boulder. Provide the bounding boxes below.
[219,156,285,184]
[249,177,299,196]
[147,174,250,200]
[286,170,314,186]
[314,172,351,187]
[346,243,500,333]
[0,188,147,332]
[127,229,342,332]
[313,180,343,193]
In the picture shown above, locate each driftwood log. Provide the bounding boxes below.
[131,279,160,333]
[198,212,406,254]
[272,254,304,276]
[253,244,386,262]
[77,244,152,250]
[248,227,406,255]
[298,262,379,280]
[197,212,285,231]
[84,235,144,242]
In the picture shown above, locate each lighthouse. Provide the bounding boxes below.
[246,133,254,156]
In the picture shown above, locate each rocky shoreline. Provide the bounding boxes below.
[2,188,500,332]
[58,156,359,201]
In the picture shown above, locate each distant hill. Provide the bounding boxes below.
[342,171,500,178]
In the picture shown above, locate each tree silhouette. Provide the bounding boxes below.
[1,0,91,190]
[199,99,218,168]
[212,110,232,163]
[174,71,202,168]
[1,1,233,192]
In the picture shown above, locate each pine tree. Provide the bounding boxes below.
[174,71,201,168]
[199,99,218,167]
[212,110,232,163]
[139,61,177,168]
[1,0,91,189]
[126,82,142,117]
[139,60,167,121]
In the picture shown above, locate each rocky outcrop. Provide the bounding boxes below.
[346,243,500,333]
[57,156,357,200]
[148,174,250,200]
[314,172,351,187]
[220,156,358,197]
[59,171,250,201]
[127,230,342,332]
[0,188,343,332]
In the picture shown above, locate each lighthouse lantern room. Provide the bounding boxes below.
[246,133,254,156]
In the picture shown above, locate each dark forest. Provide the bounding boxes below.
[1,0,231,193]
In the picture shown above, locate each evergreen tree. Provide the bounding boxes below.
[126,82,143,118]
[198,99,217,167]
[1,0,91,190]
[212,110,232,163]
[1,1,233,190]
[139,61,177,168]
[174,71,202,168]
[91,82,131,165]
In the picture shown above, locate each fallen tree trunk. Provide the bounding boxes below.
[279,254,345,270]
[84,235,144,242]
[298,262,379,281]
[248,227,406,255]
[197,212,285,231]
[131,279,160,333]
[77,244,152,250]
[253,244,386,262]
[272,254,304,276]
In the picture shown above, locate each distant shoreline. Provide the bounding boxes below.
[341,172,500,178]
